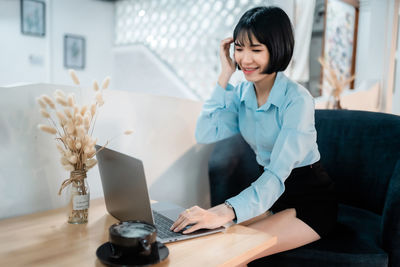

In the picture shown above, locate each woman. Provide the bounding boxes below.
[170,6,337,262]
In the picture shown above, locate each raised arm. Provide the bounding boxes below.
[195,38,241,144]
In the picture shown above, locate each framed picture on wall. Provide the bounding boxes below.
[20,0,46,37]
[64,34,86,70]
[320,0,359,95]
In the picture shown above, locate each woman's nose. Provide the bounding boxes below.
[242,52,253,64]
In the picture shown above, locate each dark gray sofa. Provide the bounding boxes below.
[208,110,400,267]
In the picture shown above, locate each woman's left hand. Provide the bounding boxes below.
[170,204,235,234]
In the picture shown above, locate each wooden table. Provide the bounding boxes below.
[0,198,276,267]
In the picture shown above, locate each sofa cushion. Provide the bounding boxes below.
[315,110,400,215]
[248,204,388,267]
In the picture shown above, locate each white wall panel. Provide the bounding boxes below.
[0,83,212,219]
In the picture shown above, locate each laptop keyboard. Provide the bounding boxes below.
[153,210,184,239]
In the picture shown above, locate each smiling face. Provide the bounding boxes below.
[232,6,295,83]
[234,33,274,83]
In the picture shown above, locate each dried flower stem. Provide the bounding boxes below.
[89,104,99,136]
[47,116,63,137]
[319,56,356,106]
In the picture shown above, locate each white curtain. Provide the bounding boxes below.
[284,0,316,83]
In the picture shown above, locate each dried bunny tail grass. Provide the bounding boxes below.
[90,103,97,117]
[81,153,88,165]
[41,95,56,109]
[66,138,75,150]
[95,92,104,106]
[38,124,57,134]
[93,80,99,91]
[37,98,47,109]
[64,108,73,119]
[68,155,78,164]
[87,147,96,158]
[76,125,86,139]
[83,115,90,130]
[319,56,356,100]
[54,89,67,99]
[80,105,88,116]
[56,143,66,155]
[101,76,111,89]
[67,93,76,107]
[63,164,75,171]
[86,158,98,169]
[84,145,92,155]
[66,121,75,135]
[75,114,83,126]
[83,134,91,144]
[124,130,134,135]
[83,144,96,157]
[69,69,80,85]
[83,135,96,148]
[76,141,82,149]
[56,111,67,126]
[61,156,70,166]
[40,109,50,118]
[73,105,80,116]
[55,96,68,107]
[65,149,72,158]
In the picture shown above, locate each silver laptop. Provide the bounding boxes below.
[95,145,224,243]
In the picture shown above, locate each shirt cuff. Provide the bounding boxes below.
[225,196,244,223]
[225,169,284,224]
[224,200,237,223]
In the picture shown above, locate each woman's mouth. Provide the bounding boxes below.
[242,67,258,75]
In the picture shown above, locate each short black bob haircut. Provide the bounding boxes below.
[233,6,294,74]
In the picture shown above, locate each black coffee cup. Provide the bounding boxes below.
[109,220,157,258]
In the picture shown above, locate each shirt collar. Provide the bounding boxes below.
[240,72,288,111]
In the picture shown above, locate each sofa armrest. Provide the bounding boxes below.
[382,160,400,267]
[208,134,260,206]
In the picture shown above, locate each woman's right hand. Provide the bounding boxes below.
[218,37,236,89]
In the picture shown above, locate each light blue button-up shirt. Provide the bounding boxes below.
[195,72,320,223]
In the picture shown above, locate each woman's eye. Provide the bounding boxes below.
[252,50,261,52]
[235,48,243,52]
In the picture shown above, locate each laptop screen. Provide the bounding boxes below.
[96,145,154,223]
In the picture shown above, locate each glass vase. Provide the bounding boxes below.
[67,170,90,224]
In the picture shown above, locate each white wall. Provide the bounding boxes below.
[355,0,396,112]
[49,0,114,86]
[91,89,213,209]
[0,83,213,219]
[0,0,114,87]
[112,45,199,100]
[0,84,81,218]
[0,0,49,85]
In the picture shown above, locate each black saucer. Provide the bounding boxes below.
[96,241,169,267]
